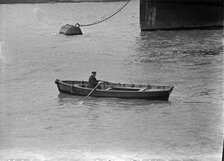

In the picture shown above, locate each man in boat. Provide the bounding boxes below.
[88,71,100,88]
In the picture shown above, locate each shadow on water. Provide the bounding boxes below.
[135,30,223,57]
[132,30,223,84]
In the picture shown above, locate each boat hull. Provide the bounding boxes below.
[55,79,174,101]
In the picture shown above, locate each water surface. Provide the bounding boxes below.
[0,1,223,161]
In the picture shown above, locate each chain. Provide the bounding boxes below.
[78,0,131,27]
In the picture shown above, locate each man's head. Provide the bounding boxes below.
[92,71,96,76]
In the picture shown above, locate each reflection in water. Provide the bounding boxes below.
[132,30,223,89]
[57,93,171,109]
[57,93,81,103]
[135,30,223,58]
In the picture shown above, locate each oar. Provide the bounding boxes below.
[79,81,102,104]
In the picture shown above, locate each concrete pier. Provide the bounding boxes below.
[140,0,224,31]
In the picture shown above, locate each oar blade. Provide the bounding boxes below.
[78,101,84,105]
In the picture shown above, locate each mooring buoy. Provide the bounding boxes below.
[59,23,82,35]
[59,0,131,36]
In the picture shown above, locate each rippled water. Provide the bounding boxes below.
[0,1,223,161]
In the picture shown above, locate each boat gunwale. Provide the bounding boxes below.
[56,79,174,93]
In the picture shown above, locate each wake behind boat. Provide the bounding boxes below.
[55,79,174,101]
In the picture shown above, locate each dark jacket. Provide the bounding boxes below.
[88,75,98,88]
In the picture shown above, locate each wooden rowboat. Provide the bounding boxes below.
[55,79,174,101]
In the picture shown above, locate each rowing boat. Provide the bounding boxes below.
[55,79,174,101]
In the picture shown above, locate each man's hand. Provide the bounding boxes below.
[98,81,103,84]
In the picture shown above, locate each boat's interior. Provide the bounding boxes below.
[62,80,171,92]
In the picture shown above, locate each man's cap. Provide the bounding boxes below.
[92,71,96,74]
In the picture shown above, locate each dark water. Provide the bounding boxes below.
[0,1,223,161]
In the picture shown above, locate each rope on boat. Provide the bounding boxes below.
[79,0,131,27]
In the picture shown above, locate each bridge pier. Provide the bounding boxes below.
[140,0,224,31]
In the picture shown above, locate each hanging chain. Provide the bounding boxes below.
[78,0,131,27]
